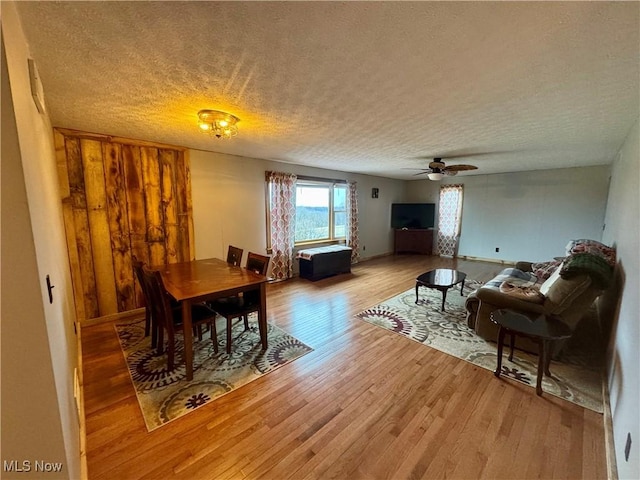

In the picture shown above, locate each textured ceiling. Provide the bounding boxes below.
[14,1,640,180]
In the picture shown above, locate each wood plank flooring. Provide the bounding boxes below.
[82,255,607,479]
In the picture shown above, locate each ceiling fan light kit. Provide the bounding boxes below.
[427,172,444,181]
[197,109,239,139]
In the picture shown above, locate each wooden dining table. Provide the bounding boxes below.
[153,257,268,380]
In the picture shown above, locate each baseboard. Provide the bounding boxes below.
[282,252,393,281]
[80,307,145,327]
[602,378,619,480]
[457,255,516,265]
[357,252,393,262]
[76,309,88,480]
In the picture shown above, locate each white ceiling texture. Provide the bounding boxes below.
[14,1,640,180]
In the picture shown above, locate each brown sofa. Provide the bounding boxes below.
[465,255,611,353]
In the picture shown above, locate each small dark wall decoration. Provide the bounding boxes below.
[371,188,379,199]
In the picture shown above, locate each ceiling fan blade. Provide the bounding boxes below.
[408,155,480,178]
[444,164,478,172]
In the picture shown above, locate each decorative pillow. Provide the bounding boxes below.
[565,239,616,267]
[499,281,544,303]
[560,253,613,289]
[531,260,562,281]
[539,267,592,314]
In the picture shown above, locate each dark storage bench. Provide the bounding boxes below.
[296,245,352,281]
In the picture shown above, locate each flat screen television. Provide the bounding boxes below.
[391,203,435,229]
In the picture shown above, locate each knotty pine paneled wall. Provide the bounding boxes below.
[54,128,194,322]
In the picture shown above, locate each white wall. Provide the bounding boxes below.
[406,166,610,263]
[602,118,639,480]
[191,150,611,270]
[1,4,80,478]
[189,150,407,264]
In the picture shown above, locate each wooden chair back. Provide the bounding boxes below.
[246,252,270,275]
[132,256,146,303]
[226,245,244,266]
[244,253,270,305]
[132,256,153,337]
[141,267,175,336]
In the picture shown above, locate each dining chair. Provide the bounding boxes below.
[209,252,270,354]
[141,266,219,370]
[227,245,244,266]
[221,245,246,321]
[133,256,185,346]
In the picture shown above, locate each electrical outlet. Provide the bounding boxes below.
[625,432,632,461]
[495,247,500,253]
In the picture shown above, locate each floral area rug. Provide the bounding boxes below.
[355,283,604,413]
[115,315,313,431]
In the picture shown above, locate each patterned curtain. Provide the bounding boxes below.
[437,184,464,257]
[346,181,360,263]
[266,171,297,280]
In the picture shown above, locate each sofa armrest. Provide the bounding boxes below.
[475,287,545,315]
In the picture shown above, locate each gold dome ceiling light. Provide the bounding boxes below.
[197,109,240,139]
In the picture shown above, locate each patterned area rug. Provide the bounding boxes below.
[356,283,604,413]
[116,315,313,431]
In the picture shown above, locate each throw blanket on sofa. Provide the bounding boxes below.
[560,253,613,289]
[465,268,537,326]
[499,281,545,303]
[483,268,538,289]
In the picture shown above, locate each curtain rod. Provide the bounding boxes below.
[297,174,347,184]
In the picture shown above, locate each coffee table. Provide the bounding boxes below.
[490,309,572,396]
[415,269,466,311]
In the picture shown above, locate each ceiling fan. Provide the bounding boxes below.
[414,158,478,180]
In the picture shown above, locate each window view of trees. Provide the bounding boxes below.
[295,205,330,241]
[295,183,347,244]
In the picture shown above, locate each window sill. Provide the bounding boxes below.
[266,239,346,255]
[295,239,346,248]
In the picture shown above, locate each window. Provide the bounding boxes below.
[437,184,464,256]
[294,180,347,245]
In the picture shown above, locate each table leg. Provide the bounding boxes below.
[149,308,158,349]
[495,326,506,377]
[508,333,515,361]
[258,283,268,350]
[182,300,193,381]
[536,340,544,396]
[543,340,552,376]
[460,279,465,296]
[441,288,447,311]
[415,283,420,304]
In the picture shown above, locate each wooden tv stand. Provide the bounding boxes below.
[394,229,433,255]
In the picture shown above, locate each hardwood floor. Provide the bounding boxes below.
[82,255,607,479]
